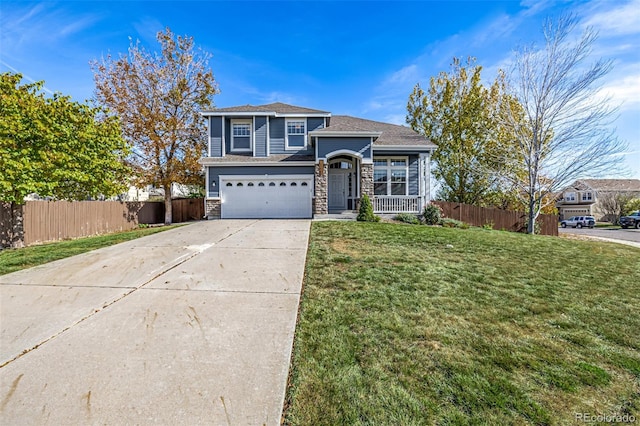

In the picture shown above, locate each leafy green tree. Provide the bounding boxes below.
[407,57,520,206]
[624,198,640,215]
[91,27,219,224]
[0,72,131,246]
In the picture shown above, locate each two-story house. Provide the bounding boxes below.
[556,179,640,221]
[199,102,436,219]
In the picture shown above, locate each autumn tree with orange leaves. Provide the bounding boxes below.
[92,27,219,224]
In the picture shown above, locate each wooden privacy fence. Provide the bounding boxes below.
[0,198,205,248]
[171,198,205,223]
[432,201,558,236]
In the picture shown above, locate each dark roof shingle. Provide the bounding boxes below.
[578,179,640,191]
[318,115,435,147]
[204,102,329,115]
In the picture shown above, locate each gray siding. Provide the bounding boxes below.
[255,117,267,157]
[308,117,325,132]
[269,117,285,153]
[210,117,223,157]
[269,117,314,155]
[317,137,372,159]
[207,165,315,198]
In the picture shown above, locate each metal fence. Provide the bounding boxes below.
[1,198,205,248]
[432,201,559,236]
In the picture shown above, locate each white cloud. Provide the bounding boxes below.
[132,17,165,45]
[260,91,298,105]
[598,72,640,111]
[0,60,54,94]
[384,113,407,126]
[388,64,419,84]
[60,15,100,37]
[583,0,640,36]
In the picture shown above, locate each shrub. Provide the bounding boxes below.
[394,213,420,225]
[357,194,379,222]
[422,203,443,225]
[482,221,494,230]
[440,218,469,229]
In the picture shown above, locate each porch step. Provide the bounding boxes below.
[313,212,357,221]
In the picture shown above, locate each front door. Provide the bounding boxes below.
[328,172,347,210]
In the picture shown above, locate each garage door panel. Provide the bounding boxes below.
[220,175,313,219]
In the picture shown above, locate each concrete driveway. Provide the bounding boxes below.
[0,219,310,425]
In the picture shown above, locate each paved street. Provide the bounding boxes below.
[559,226,640,247]
[0,220,310,425]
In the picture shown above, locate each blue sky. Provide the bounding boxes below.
[2,0,639,178]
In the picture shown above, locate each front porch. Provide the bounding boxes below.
[323,196,425,214]
[373,195,424,213]
[313,147,430,215]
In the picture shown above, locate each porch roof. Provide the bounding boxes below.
[314,115,436,148]
[200,154,315,165]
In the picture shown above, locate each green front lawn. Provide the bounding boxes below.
[0,225,180,275]
[285,222,640,425]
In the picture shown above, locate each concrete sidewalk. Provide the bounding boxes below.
[0,219,310,425]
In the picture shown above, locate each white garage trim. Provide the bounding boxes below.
[220,174,314,219]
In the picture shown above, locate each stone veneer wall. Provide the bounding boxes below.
[314,162,328,214]
[205,199,221,219]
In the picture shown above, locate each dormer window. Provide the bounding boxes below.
[582,192,592,201]
[286,119,306,149]
[231,120,252,152]
[565,192,576,202]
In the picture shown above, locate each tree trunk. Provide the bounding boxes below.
[527,196,536,235]
[164,185,172,225]
[10,202,25,248]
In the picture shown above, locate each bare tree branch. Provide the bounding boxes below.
[499,15,628,233]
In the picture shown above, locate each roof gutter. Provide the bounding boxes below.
[374,145,436,152]
[199,158,315,167]
[200,111,331,118]
[309,130,382,138]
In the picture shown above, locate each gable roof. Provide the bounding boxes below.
[202,102,330,115]
[201,102,434,148]
[317,115,435,148]
[576,179,640,192]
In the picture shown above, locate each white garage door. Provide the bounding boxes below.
[220,174,314,219]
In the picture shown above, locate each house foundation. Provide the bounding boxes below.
[205,199,221,219]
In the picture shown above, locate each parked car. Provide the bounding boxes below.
[620,211,640,229]
[560,216,596,228]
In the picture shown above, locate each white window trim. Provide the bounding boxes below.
[285,118,307,150]
[207,117,212,156]
[221,116,226,156]
[231,119,253,152]
[374,156,409,196]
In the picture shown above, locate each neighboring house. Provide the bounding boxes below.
[120,184,203,201]
[556,179,640,221]
[199,102,436,219]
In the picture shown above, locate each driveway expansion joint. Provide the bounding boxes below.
[1,220,259,369]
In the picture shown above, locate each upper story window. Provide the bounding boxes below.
[564,192,576,202]
[581,192,593,201]
[231,120,252,152]
[374,157,408,196]
[286,119,306,150]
